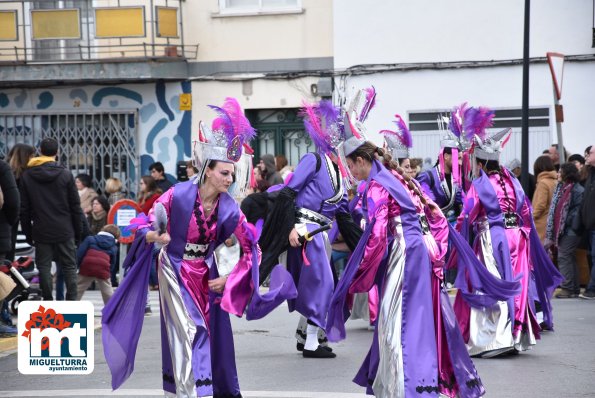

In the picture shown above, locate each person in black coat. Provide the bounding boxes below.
[0,159,20,334]
[240,179,272,225]
[0,159,19,260]
[20,138,83,301]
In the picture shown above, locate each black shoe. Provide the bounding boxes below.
[144,306,152,315]
[297,342,332,353]
[302,345,336,358]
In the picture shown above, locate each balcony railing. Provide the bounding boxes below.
[0,43,198,64]
[0,0,193,65]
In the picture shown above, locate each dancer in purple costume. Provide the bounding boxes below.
[259,100,362,358]
[453,128,563,357]
[416,146,462,225]
[102,98,296,397]
[326,136,485,397]
[326,97,521,396]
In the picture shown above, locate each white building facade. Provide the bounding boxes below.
[333,0,595,167]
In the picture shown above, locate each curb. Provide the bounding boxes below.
[0,336,17,353]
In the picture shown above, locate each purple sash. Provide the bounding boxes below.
[102,228,153,390]
[524,198,564,329]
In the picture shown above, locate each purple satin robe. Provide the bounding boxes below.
[327,160,484,398]
[283,152,350,327]
[102,180,295,396]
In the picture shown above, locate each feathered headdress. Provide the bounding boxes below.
[299,100,343,156]
[380,114,412,160]
[334,87,379,188]
[437,103,496,187]
[193,97,256,198]
[448,103,494,150]
[341,87,378,157]
[472,128,512,161]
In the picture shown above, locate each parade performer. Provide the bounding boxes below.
[380,114,414,176]
[102,98,296,397]
[326,130,486,397]
[259,98,363,358]
[453,128,563,357]
[325,98,523,396]
[416,114,463,225]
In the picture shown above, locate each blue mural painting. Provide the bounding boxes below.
[0,81,191,189]
[36,92,54,109]
[92,87,143,107]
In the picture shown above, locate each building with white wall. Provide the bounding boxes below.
[333,0,595,167]
[184,0,334,166]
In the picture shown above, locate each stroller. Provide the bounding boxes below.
[1,256,42,315]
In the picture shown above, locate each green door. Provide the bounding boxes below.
[247,108,314,167]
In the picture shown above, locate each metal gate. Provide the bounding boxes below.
[248,108,312,167]
[0,111,139,197]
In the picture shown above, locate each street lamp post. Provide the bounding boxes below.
[521,0,530,190]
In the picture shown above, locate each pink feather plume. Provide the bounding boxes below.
[208,97,256,145]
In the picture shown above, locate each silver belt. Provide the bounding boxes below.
[418,213,430,235]
[503,212,519,229]
[183,242,209,260]
[295,207,331,226]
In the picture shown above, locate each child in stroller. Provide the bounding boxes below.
[1,256,42,316]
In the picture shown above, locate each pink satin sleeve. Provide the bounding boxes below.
[220,212,257,317]
[425,199,449,272]
[133,188,174,231]
[146,188,174,227]
[349,182,390,294]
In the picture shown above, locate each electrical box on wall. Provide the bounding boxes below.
[316,77,333,98]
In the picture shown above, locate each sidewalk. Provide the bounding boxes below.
[0,290,161,356]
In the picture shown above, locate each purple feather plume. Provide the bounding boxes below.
[300,101,333,154]
[463,106,495,141]
[379,114,412,148]
[448,102,469,138]
[317,100,341,129]
[208,97,256,145]
[393,114,412,148]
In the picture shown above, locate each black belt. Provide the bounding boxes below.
[503,212,519,229]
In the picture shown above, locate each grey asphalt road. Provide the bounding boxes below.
[0,291,594,397]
